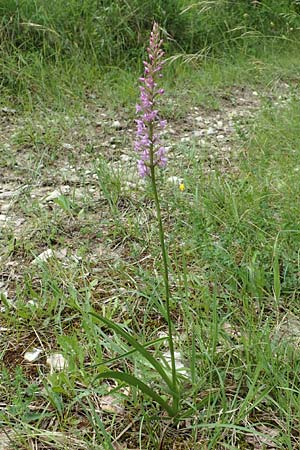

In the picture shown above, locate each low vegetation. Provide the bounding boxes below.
[1,1,300,448]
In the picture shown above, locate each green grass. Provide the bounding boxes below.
[1,0,300,112]
[1,7,300,448]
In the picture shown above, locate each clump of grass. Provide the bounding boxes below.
[2,0,299,61]
[1,0,300,109]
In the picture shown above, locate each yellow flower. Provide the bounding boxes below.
[179,183,185,192]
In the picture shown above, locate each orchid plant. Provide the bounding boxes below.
[92,22,180,417]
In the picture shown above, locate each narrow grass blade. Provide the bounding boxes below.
[90,312,175,393]
[94,370,176,417]
[79,398,115,450]
[273,235,281,306]
[90,336,167,367]
[273,254,281,305]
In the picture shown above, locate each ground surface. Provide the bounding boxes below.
[1,70,300,449]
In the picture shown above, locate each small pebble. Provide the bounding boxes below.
[24,348,43,363]
[112,120,122,129]
[46,353,68,372]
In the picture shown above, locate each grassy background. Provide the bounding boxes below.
[1,0,300,107]
[1,1,300,449]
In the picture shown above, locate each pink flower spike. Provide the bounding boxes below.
[134,22,167,177]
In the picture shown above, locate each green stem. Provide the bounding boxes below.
[148,124,179,412]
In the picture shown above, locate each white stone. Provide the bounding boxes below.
[112,120,122,129]
[32,248,67,264]
[162,350,188,377]
[44,190,61,202]
[24,348,43,362]
[1,204,10,212]
[194,130,205,137]
[46,353,68,372]
[99,395,125,414]
[2,106,16,114]
[62,143,73,150]
[120,154,130,162]
[167,176,183,185]
[27,300,37,307]
[32,249,54,264]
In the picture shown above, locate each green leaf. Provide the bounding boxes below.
[53,195,73,213]
[273,235,281,305]
[90,312,175,394]
[91,336,167,367]
[273,254,281,304]
[0,292,13,310]
[94,370,176,417]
